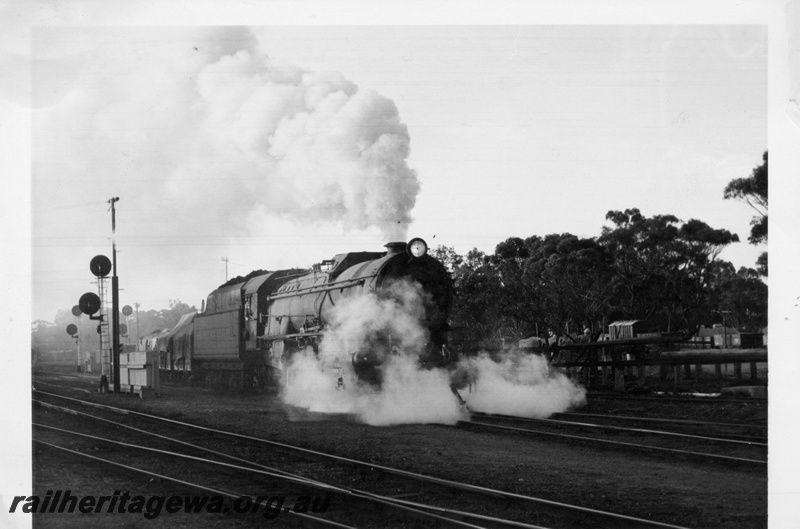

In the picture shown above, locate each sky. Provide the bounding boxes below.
[3,1,800,525]
[24,23,768,323]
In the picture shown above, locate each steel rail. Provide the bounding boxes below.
[33,389,690,529]
[470,413,767,447]
[34,439,356,529]
[557,412,767,430]
[32,379,94,394]
[33,404,549,529]
[588,393,767,404]
[464,420,766,465]
[33,370,84,379]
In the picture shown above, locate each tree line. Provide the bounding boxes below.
[434,152,768,350]
[32,300,197,357]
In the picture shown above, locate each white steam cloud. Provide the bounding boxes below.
[455,352,587,418]
[195,47,420,241]
[282,280,465,426]
[281,280,586,426]
[35,27,419,250]
[283,353,464,426]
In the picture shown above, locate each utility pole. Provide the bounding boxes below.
[720,310,731,349]
[108,197,121,393]
[221,257,229,281]
[134,302,140,347]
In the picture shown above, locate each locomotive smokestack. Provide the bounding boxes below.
[384,242,406,256]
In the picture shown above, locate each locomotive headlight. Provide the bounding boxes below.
[407,238,428,258]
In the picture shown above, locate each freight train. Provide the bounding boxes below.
[146,238,454,389]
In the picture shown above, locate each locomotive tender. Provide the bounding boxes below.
[181,238,453,388]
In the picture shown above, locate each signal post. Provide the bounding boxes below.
[109,197,121,393]
[78,196,122,392]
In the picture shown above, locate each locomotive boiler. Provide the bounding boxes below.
[187,238,453,388]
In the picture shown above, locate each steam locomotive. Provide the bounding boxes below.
[155,238,454,389]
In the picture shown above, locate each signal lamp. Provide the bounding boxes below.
[79,292,102,316]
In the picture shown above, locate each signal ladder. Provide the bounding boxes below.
[97,276,111,379]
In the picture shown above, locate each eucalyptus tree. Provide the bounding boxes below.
[724,151,768,276]
[599,208,739,333]
[521,233,615,342]
[707,261,768,332]
[432,245,506,348]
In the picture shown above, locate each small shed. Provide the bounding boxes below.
[739,332,764,349]
[607,320,646,341]
[696,324,741,348]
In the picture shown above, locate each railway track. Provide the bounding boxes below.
[555,411,767,442]
[33,389,691,529]
[462,412,767,466]
[586,391,767,405]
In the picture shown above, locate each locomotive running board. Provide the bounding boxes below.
[261,332,324,341]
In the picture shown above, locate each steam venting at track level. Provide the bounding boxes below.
[281,279,465,426]
[280,279,586,426]
[453,352,587,418]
